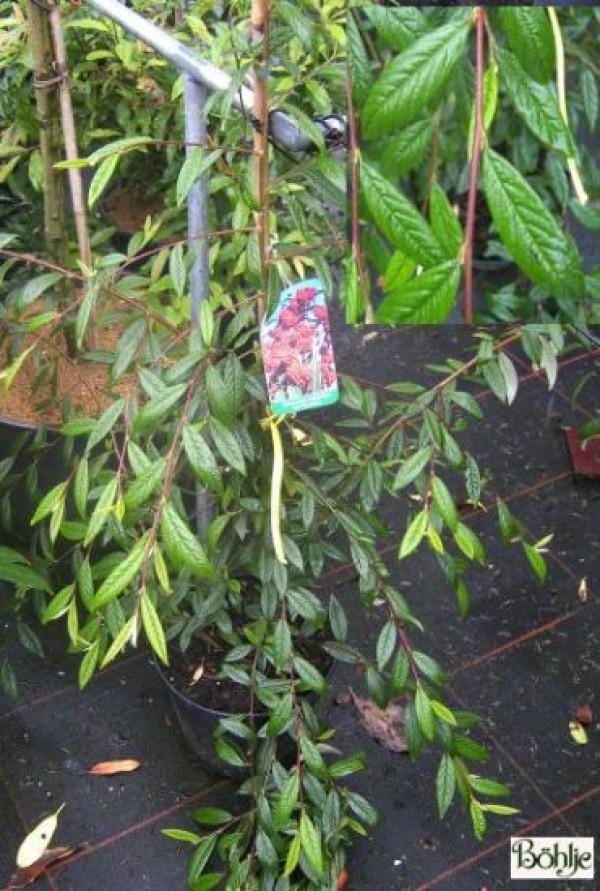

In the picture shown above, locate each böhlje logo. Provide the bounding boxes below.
[510,836,595,880]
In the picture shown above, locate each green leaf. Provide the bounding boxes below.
[299,812,323,877]
[581,68,598,131]
[176,147,222,206]
[365,6,429,52]
[497,48,574,156]
[469,797,487,840]
[293,656,328,695]
[328,594,347,642]
[18,272,63,306]
[379,120,433,180]
[523,542,547,582]
[192,808,233,826]
[398,508,428,560]
[161,829,201,844]
[83,477,118,546]
[273,618,291,671]
[140,592,168,664]
[376,620,397,672]
[496,7,555,83]
[375,261,461,324]
[284,834,301,878]
[361,163,444,267]
[436,754,456,818]
[464,454,481,504]
[169,243,186,298]
[92,534,148,609]
[431,475,459,532]
[429,185,463,259]
[454,522,485,564]
[30,482,67,526]
[274,773,299,830]
[73,456,89,519]
[42,584,74,623]
[392,446,432,491]
[390,649,410,694]
[208,417,245,475]
[480,803,520,816]
[188,835,218,882]
[362,14,471,139]
[481,149,584,301]
[161,503,213,578]
[431,699,458,726]
[78,639,100,689]
[100,615,136,669]
[412,651,446,686]
[134,384,187,432]
[182,425,223,494]
[348,12,373,106]
[265,692,293,738]
[124,459,165,511]
[88,154,120,208]
[415,684,435,741]
[87,399,125,453]
[345,791,379,827]
[469,776,510,798]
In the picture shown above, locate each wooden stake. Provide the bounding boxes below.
[26,0,77,356]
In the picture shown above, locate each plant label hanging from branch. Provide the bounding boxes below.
[260,278,339,415]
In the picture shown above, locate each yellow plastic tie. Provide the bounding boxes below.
[264,413,288,565]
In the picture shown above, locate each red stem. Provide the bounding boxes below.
[463,7,485,325]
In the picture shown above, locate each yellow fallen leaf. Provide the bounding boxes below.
[569,720,588,745]
[86,759,141,776]
[16,804,65,868]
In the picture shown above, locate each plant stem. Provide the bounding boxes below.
[26,0,78,357]
[463,6,485,325]
[345,66,373,324]
[251,0,270,322]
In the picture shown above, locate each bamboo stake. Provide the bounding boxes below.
[26,0,77,357]
[48,4,92,270]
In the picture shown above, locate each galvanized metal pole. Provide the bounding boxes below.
[183,74,214,536]
[86,0,323,152]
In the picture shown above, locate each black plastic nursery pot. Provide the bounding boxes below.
[155,654,271,779]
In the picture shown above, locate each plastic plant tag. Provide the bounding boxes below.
[260,278,339,415]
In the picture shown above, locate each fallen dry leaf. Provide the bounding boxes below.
[337,867,349,890]
[578,577,588,602]
[8,846,77,888]
[569,720,588,745]
[191,664,205,685]
[575,704,593,727]
[350,689,408,753]
[86,759,141,776]
[16,805,65,869]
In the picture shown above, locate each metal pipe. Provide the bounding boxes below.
[184,76,209,327]
[183,74,214,537]
[86,0,325,152]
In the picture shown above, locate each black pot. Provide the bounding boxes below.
[155,657,270,779]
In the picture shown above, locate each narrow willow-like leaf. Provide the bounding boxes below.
[482,150,584,301]
[348,12,372,106]
[362,14,471,139]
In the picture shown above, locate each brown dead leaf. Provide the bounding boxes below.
[336,867,349,890]
[8,846,77,888]
[575,704,593,727]
[350,689,408,753]
[86,759,141,776]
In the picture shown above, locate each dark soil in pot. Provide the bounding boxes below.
[157,632,332,777]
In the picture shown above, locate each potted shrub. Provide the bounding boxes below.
[0,1,577,887]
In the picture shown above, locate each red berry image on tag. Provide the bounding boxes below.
[260,278,339,415]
